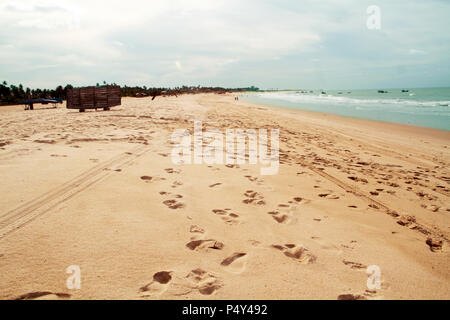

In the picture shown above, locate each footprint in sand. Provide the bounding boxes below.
[163,199,185,209]
[421,204,440,213]
[386,182,399,188]
[267,210,291,224]
[186,239,224,251]
[318,192,340,199]
[342,260,367,270]
[337,293,367,300]
[396,215,417,227]
[271,244,316,264]
[244,175,264,184]
[189,224,205,235]
[209,183,222,188]
[15,291,71,300]
[339,240,358,250]
[248,240,261,247]
[212,209,241,225]
[267,199,303,224]
[165,168,180,174]
[242,190,266,205]
[141,175,166,183]
[34,139,56,144]
[186,268,222,295]
[347,176,368,184]
[159,191,185,209]
[171,180,183,188]
[220,252,247,273]
[338,288,384,300]
[140,271,173,297]
[186,224,224,251]
[426,237,443,252]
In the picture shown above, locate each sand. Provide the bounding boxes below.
[0,93,449,300]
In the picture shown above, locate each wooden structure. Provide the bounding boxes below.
[20,98,63,110]
[66,85,121,112]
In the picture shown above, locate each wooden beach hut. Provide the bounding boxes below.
[66,85,121,112]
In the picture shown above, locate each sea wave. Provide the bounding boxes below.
[256,92,450,108]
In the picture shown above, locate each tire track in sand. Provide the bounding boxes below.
[294,155,448,242]
[0,145,149,240]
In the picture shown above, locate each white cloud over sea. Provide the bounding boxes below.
[0,0,449,89]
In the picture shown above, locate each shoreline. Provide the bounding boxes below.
[240,96,450,140]
[5,93,450,139]
[239,92,450,133]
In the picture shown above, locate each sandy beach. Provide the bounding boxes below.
[0,93,449,300]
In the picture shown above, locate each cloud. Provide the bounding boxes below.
[2,1,70,13]
[409,49,426,55]
[0,0,449,89]
[2,0,81,30]
[112,41,124,47]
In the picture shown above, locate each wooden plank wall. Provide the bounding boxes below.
[66,87,80,109]
[66,85,121,109]
[107,86,121,107]
[95,86,108,108]
[80,86,95,109]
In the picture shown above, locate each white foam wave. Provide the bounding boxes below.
[256,92,450,108]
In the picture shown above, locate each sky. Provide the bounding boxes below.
[0,0,449,90]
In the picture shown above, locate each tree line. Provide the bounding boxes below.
[0,81,259,105]
[0,81,71,105]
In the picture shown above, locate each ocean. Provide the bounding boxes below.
[241,87,450,131]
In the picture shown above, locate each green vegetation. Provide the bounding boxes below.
[0,81,259,105]
[0,81,71,105]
